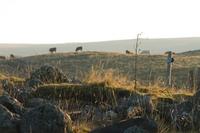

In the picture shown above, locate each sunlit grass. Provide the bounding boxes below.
[0,72,25,83]
[84,66,134,89]
[34,67,195,108]
[0,52,198,133]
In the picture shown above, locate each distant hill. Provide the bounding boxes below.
[178,50,200,56]
[0,37,200,56]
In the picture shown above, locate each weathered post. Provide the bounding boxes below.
[188,70,195,89]
[196,68,200,91]
[165,51,175,87]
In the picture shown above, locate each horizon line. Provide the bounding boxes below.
[0,36,200,45]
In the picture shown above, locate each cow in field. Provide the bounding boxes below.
[0,56,6,60]
[75,46,83,52]
[10,54,15,59]
[49,47,57,54]
[126,50,133,54]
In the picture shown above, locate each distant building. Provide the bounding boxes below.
[140,50,150,55]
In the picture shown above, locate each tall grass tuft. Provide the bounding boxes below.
[84,65,134,89]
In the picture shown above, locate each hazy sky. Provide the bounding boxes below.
[0,0,200,43]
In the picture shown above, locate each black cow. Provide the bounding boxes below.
[0,56,6,60]
[10,54,15,59]
[49,47,57,53]
[126,50,132,54]
[75,46,83,52]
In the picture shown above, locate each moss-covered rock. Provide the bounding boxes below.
[0,104,20,133]
[0,95,25,116]
[33,83,132,105]
[20,103,73,133]
[28,64,70,87]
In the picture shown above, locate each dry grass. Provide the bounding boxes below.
[137,85,194,101]
[73,122,93,133]
[0,72,25,83]
[84,66,134,89]
[0,73,7,80]
[0,63,196,133]
[1,51,200,88]
[33,66,195,119]
[83,67,194,100]
[156,118,171,133]
[0,72,25,97]
[0,52,199,133]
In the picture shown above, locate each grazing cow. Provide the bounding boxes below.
[10,54,15,59]
[75,46,83,52]
[49,47,57,53]
[125,50,133,54]
[0,56,6,60]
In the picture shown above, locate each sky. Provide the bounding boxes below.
[0,0,200,43]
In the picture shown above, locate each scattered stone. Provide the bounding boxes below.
[192,90,200,105]
[176,101,193,114]
[103,110,118,120]
[20,103,73,133]
[190,90,200,131]
[90,117,158,133]
[80,105,98,121]
[25,98,50,108]
[1,80,21,98]
[127,106,143,119]
[115,95,153,119]
[175,112,193,131]
[157,97,175,105]
[156,98,176,122]
[127,95,153,114]
[170,101,193,131]
[123,126,148,133]
[0,104,20,133]
[26,79,43,88]
[16,87,36,104]
[0,95,25,116]
[70,77,82,84]
[192,105,200,131]
[1,80,15,94]
[28,64,70,85]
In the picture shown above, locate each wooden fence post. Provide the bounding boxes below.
[188,70,194,89]
[196,68,200,91]
[165,51,175,87]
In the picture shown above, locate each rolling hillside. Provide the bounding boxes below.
[1,51,200,88]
